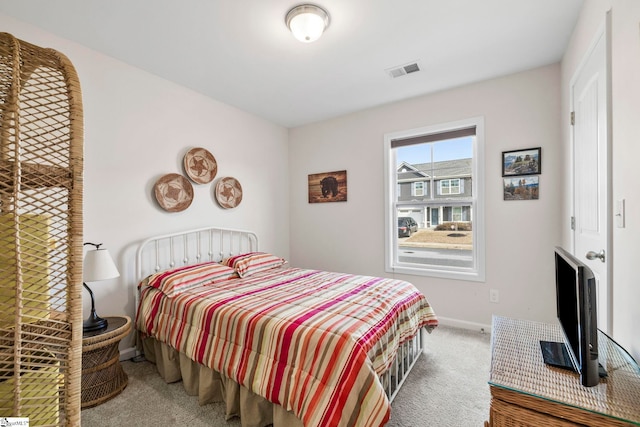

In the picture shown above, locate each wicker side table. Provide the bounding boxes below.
[81,316,131,408]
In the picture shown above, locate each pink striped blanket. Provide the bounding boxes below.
[136,266,437,427]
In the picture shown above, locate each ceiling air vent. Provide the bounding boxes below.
[386,61,421,79]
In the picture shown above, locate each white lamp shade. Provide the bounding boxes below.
[83,249,120,282]
[286,5,329,43]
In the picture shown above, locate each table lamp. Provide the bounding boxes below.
[83,242,120,332]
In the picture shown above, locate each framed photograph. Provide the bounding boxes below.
[503,176,539,201]
[502,147,541,176]
[308,170,347,203]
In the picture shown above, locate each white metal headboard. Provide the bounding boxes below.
[135,226,258,282]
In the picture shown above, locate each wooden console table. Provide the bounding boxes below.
[488,316,640,426]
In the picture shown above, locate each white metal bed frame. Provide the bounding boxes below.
[135,226,259,280]
[134,226,424,404]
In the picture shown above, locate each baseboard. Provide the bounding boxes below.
[120,346,137,361]
[436,316,492,334]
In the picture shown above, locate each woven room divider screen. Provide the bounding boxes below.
[0,33,83,426]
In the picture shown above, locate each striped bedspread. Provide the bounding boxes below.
[136,266,438,427]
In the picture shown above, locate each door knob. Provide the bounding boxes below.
[586,249,605,263]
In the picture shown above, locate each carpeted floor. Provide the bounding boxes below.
[81,324,491,426]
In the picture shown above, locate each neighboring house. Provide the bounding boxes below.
[397,159,472,228]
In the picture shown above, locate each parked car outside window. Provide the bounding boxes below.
[398,217,418,234]
[398,217,417,237]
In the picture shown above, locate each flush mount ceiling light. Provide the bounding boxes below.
[285,4,330,43]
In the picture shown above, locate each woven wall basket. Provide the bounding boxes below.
[0,32,83,426]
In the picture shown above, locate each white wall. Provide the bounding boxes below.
[289,64,563,331]
[5,1,637,361]
[561,0,640,360]
[0,14,290,351]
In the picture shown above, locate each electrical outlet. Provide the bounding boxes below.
[489,289,499,303]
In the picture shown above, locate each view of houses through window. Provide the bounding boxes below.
[396,138,472,231]
[385,118,484,281]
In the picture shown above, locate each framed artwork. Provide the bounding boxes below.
[502,147,541,176]
[503,176,539,200]
[308,170,347,203]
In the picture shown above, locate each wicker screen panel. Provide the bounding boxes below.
[0,33,83,426]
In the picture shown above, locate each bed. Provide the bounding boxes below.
[134,226,438,427]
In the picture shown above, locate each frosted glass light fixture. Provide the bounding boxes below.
[285,4,330,43]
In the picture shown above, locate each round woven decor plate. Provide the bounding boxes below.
[183,147,217,184]
[154,173,194,212]
[215,177,243,209]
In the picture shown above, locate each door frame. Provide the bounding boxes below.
[568,13,613,333]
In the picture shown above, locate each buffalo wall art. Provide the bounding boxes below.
[308,170,347,203]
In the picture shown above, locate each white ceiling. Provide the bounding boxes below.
[0,0,584,128]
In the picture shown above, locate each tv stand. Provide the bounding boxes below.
[487,316,640,426]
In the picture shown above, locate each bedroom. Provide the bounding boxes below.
[0,0,639,424]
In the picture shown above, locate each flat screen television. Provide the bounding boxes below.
[539,246,601,387]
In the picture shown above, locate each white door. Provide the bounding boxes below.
[571,27,611,333]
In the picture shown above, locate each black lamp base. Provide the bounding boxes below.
[83,281,108,332]
[83,311,108,332]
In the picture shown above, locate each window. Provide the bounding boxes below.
[451,206,463,222]
[384,117,485,281]
[412,181,425,197]
[439,179,462,195]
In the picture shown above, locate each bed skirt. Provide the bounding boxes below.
[142,337,303,427]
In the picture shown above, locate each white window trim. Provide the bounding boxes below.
[383,117,485,282]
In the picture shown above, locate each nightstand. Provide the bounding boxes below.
[81,316,131,409]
